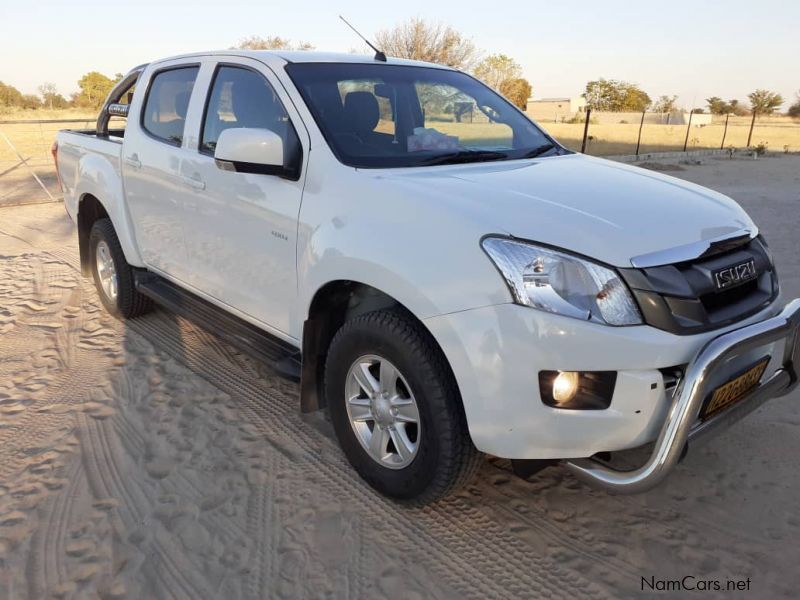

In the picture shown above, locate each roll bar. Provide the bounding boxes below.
[96,63,149,137]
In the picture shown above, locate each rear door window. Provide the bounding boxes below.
[142,66,199,145]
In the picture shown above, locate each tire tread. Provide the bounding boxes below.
[326,309,481,505]
[90,218,153,319]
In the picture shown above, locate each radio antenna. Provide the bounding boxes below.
[339,15,387,62]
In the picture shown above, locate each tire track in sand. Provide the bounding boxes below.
[129,310,609,599]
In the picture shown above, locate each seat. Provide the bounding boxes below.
[231,79,286,135]
[340,92,394,152]
[156,90,191,144]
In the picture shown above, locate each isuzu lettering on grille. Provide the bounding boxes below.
[713,259,757,290]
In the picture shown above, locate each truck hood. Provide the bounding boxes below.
[379,153,755,267]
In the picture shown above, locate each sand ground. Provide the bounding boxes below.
[0,155,798,599]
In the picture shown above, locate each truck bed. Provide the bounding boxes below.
[61,128,127,141]
[56,129,126,220]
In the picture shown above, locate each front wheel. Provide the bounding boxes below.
[325,310,481,504]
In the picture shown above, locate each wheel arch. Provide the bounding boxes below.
[74,149,145,277]
[77,194,108,276]
[299,280,461,415]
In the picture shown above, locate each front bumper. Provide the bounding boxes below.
[424,297,799,470]
[564,298,800,493]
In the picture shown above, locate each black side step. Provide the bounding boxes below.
[134,272,302,382]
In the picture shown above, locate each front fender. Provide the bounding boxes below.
[295,165,512,336]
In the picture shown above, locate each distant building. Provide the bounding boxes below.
[526,96,587,121]
[668,112,713,126]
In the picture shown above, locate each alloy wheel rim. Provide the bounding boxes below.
[345,354,421,469]
[95,240,118,301]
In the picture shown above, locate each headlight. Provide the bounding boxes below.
[481,237,642,326]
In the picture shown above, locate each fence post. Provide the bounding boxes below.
[746,111,757,147]
[682,110,694,152]
[635,110,646,156]
[720,113,730,149]
[580,108,592,153]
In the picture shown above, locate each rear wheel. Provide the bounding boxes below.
[325,310,481,504]
[89,218,152,319]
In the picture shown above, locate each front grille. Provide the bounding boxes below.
[619,236,778,335]
[699,278,758,312]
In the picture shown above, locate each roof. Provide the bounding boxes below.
[150,50,453,71]
[529,97,575,103]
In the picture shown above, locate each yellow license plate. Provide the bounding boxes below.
[702,357,770,419]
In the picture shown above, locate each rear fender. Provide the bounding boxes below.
[75,153,144,271]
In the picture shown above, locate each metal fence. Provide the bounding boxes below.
[0,118,95,207]
[531,110,800,158]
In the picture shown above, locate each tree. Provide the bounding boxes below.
[706,96,755,116]
[583,79,618,111]
[706,96,728,115]
[234,35,314,51]
[473,54,521,90]
[38,82,57,107]
[748,89,783,116]
[583,79,650,112]
[38,82,68,109]
[499,78,532,110]
[74,72,121,109]
[0,81,24,108]
[788,91,800,119]
[375,18,480,70]
[622,85,651,112]
[20,94,41,109]
[727,99,748,116]
[652,95,678,113]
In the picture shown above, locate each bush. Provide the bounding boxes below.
[564,114,597,124]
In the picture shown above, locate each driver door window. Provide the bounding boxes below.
[200,66,300,166]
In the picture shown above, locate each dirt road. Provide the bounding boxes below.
[1,155,798,599]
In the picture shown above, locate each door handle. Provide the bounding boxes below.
[124,154,141,169]
[181,174,206,191]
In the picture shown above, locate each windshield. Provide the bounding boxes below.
[285,63,560,168]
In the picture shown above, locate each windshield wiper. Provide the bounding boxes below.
[521,143,557,158]
[420,150,509,166]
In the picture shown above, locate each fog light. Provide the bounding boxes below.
[539,370,617,410]
[552,371,579,404]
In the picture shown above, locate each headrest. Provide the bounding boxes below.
[231,79,279,129]
[343,92,380,134]
[174,91,191,119]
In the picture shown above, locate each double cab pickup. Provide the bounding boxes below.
[55,50,800,503]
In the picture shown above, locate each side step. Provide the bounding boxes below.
[134,272,302,382]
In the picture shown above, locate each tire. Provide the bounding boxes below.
[324,310,481,504]
[89,218,152,319]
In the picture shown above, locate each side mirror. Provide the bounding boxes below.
[214,128,290,177]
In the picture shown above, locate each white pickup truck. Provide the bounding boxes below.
[55,50,799,504]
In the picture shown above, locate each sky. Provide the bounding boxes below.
[2,0,798,109]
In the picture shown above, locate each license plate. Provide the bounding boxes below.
[702,357,770,419]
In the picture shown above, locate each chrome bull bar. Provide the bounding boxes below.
[563,298,800,494]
